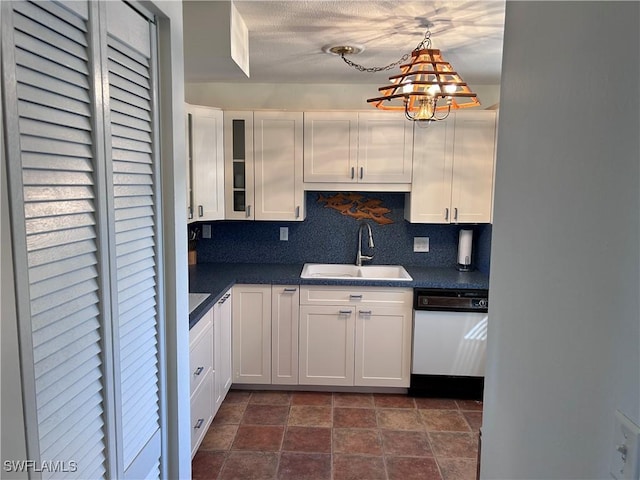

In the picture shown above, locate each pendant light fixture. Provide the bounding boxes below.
[328,29,480,122]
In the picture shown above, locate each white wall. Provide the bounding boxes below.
[186,82,501,111]
[482,2,639,479]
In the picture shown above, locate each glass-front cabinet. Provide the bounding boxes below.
[224,111,255,219]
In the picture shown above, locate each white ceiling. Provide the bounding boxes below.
[183,1,506,86]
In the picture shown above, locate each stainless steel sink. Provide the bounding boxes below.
[300,263,412,281]
[189,293,210,314]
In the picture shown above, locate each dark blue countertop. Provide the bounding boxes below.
[188,263,490,329]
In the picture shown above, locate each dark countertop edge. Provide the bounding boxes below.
[188,263,490,329]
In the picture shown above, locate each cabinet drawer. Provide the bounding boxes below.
[190,370,214,457]
[300,286,412,306]
[189,320,213,396]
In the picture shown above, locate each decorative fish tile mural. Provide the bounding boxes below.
[316,192,394,224]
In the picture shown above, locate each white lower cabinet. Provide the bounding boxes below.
[232,285,272,384]
[272,286,300,385]
[214,289,233,412]
[189,308,214,457]
[299,305,356,386]
[299,286,413,388]
[231,284,413,389]
[189,289,233,457]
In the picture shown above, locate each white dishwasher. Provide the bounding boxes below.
[410,288,488,400]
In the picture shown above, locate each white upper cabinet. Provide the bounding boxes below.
[224,111,255,219]
[254,112,305,221]
[187,104,225,222]
[303,111,413,185]
[357,112,414,183]
[303,112,358,183]
[224,111,305,221]
[406,110,497,224]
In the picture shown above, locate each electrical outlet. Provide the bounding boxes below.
[414,237,429,252]
[202,224,211,239]
[610,410,640,479]
[279,227,288,241]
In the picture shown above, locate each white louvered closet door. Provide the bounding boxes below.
[103,2,162,478]
[2,1,163,479]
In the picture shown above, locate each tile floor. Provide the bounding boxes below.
[192,390,482,480]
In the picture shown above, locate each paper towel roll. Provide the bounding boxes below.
[457,229,473,266]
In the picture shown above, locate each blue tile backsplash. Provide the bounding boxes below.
[193,192,492,274]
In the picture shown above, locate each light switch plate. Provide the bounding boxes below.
[414,237,429,252]
[202,224,211,239]
[279,227,288,241]
[610,410,640,479]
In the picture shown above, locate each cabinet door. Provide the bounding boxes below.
[189,309,213,397]
[303,112,358,183]
[404,118,454,223]
[354,306,412,387]
[232,285,271,384]
[224,111,255,219]
[357,112,414,183]
[191,105,225,221]
[254,112,305,220]
[450,111,497,223]
[217,290,233,400]
[299,306,355,386]
[271,286,300,385]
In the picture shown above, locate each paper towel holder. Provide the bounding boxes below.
[457,229,474,272]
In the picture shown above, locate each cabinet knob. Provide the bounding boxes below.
[194,366,204,376]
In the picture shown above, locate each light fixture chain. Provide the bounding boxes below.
[340,29,432,73]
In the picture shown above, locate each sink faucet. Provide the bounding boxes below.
[356,221,375,266]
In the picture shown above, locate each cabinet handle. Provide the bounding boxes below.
[351,167,355,179]
[198,205,204,217]
[194,418,204,429]
[349,294,363,299]
[445,208,449,221]
[188,206,193,220]
[247,205,251,217]
[338,310,352,315]
[359,310,372,315]
[194,366,204,376]
[359,167,364,179]
[295,206,300,218]
[454,207,458,222]
[284,288,297,293]
[218,293,231,304]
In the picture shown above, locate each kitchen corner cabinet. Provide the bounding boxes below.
[232,285,272,384]
[303,111,413,184]
[298,286,413,387]
[405,110,497,224]
[189,308,214,457]
[224,111,305,221]
[186,104,225,222]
